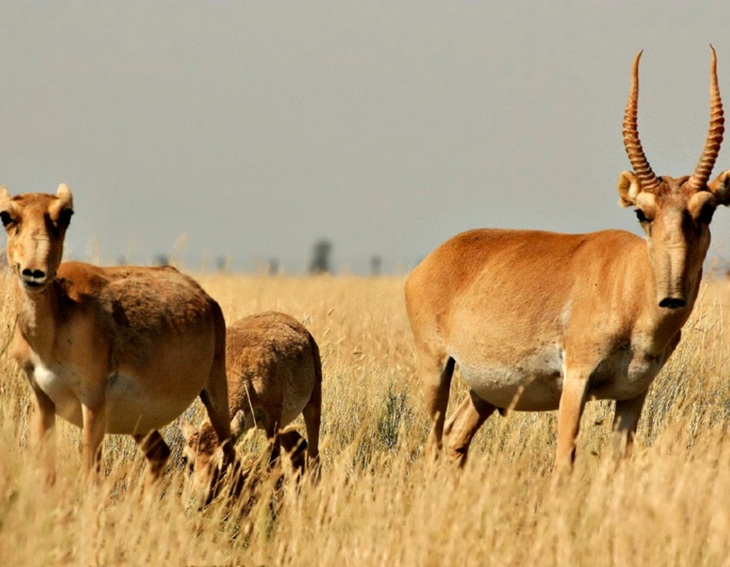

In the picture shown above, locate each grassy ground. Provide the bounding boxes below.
[0,270,729,566]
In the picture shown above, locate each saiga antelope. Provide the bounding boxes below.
[405,48,730,473]
[0,185,235,484]
[182,311,322,499]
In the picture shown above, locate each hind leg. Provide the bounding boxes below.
[134,430,171,486]
[200,387,235,465]
[200,378,234,469]
[302,377,322,471]
[419,351,455,459]
[443,390,496,467]
[200,302,235,466]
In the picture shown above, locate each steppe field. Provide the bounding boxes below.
[1,270,729,566]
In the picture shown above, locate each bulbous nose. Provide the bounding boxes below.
[659,297,687,309]
[22,268,46,280]
[19,266,49,289]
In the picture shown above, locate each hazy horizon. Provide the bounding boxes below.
[2,2,730,274]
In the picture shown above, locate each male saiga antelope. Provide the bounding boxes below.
[0,184,235,484]
[182,311,322,497]
[405,48,730,474]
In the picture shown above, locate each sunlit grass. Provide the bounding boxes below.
[1,270,729,565]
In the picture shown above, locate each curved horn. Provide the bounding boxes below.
[688,45,725,191]
[623,51,662,193]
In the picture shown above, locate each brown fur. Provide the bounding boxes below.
[0,184,234,485]
[182,311,322,498]
[405,51,730,475]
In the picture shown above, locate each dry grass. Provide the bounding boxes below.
[1,270,729,566]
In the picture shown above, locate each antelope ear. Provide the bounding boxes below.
[230,410,247,442]
[617,171,641,207]
[56,183,74,209]
[0,186,9,206]
[708,170,730,206]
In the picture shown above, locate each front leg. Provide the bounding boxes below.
[553,365,591,476]
[81,402,106,481]
[612,391,648,457]
[31,384,57,484]
[611,332,681,458]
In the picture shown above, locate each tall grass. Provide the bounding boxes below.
[1,270,729,566]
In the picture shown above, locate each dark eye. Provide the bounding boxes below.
[57,208,73,229]
[0,211,13,227]
[697,205,715,224]
[635,209,650,223]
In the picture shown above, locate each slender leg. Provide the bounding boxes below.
[302,378,322,467]
[200,386,234,465]
[612,333,680,459]
[422,355,455,459]
[610,333,679,457]
[133,430,171,484]
[553,367,590,476]
[266,421,282,469]
[612,391,648,458]
[279,428,307,475]
[31,385,57,485]
[81,402,106,481]
[201,301,234,466]
[443,390,496,467]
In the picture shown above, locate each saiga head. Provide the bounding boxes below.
[181,412,246,505]
[618,47,730,309]
[0,184,74,294]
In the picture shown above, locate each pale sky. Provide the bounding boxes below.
[2,1,730,274]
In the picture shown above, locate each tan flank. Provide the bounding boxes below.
[0,184,234,484]
[405,48,730,474]
[182,311,322,496]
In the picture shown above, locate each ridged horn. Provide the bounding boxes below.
[688,45,724,191]
[623,51,662,193]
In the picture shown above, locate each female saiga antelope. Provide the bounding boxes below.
[182,311,322,495]
[405,48,730,474]
[0,185,235,483]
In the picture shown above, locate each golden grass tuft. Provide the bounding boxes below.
[1,270,729,565]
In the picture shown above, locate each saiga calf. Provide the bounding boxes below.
[182,311,322,498]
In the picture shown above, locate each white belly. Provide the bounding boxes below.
[455,346,565,411]
[31,361,196,434]
[454,340,666,410]
[33,360,83,426]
